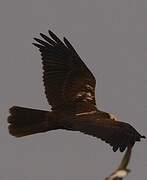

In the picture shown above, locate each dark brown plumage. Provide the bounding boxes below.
[8,30,145,152]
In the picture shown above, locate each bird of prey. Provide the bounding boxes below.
[8,30,145,152]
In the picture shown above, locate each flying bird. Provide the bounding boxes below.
[8,30,145,152]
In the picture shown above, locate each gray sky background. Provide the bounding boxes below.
[0,0,146,179]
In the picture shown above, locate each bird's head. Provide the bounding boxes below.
[109,113,118,121]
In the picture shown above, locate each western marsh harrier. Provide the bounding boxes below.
[8,30,145,152]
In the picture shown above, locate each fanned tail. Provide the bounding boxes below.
[8,106,58,137]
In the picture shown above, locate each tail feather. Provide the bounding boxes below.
[8,106,58,137]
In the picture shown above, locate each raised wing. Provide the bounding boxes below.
[33,30,96,110]
[117,146,132,170]
[105,147,132,180]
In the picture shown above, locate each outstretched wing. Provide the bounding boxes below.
[33,30,96,110]
[70,114,145,152]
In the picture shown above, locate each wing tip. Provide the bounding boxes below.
[141,135,146,139]
[32,42,43,49]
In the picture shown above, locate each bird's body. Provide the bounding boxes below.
[8,30,145,152]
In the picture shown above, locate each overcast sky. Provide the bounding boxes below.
[0,0,146,179]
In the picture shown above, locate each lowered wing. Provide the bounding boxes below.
[70,113,145,152]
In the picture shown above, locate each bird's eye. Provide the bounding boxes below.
[110,114,117,121]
